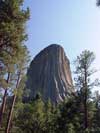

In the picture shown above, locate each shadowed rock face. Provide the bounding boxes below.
[26,44,74,103]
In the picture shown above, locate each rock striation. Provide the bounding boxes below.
[26,44,74,103]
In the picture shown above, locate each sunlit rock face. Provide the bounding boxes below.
[26,44,74,103]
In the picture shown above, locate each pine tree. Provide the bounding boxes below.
[56,98,80,133]
[14,94,45,133]
[0,0,30,130]
[6,47,30,133]
[44,100,55,133]
[74,50,99,130]
[92,91,100,131]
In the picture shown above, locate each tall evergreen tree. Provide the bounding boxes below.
[93,91,100,131]
[6,47,30,133]
[74,50,99,130]
[0,0,30,130]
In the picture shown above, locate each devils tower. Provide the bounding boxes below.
[26,44,74,103]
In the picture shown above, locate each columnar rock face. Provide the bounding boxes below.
[26,44,74,103]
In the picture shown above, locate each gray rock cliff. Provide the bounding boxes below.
[26,44,74,103]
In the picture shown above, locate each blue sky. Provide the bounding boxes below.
[24,0,100,90]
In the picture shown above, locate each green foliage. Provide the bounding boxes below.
[55,97,81,133]
[2,50,98,133]
[67,123,75,133]
[13,96,45,133]
[0,2,100,131]
[2,91,99,133]
[0,0,30,131]
[74,50,99,130]
[0,0,30,86]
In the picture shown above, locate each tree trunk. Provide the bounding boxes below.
[5,95,16,133]
[84,96,88,129]
[84,67,88,129]
[5,72,20,133]
[0,73,10,127]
